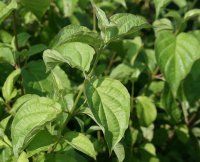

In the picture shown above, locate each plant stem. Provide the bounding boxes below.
[93,7,96,31]
[49,85,84,153]
[88,46,104,77]
[12,11,19,51]
[61,86,84,133]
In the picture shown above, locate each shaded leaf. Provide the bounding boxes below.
[26,130,56,157]
[136,96,157,127]
[20,0,50,18]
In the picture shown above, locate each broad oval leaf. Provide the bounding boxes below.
[136,96,157,127]
[84,77,130,151]
[44,42,95,72]
[2,69,21,102]
[155,31,200,96]
[20,0,50,18]
[11,96,62,156]
[64,131,96,160]
[50,24,103,49]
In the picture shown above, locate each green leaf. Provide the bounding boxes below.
[22,61,52,96]
[15,32,31,48]
[184,9,200,21]
[60,0,78,17]
[64,131,97,160]
[0,116,11,134]
[84,77,130,151]
[172,0,187,8]
[17,152,29,162]
[10,94,39,114]
[160,83,181,124]
[93,3,149,43]
[0,0,18,24]
[2,69,21,102]
[175,124,189,143]
[50,66,71,93]
[22,61,71,103]
[11,96,62,156]
[0,46,15,65]
[184,59,200,105]
[44,42,95,72]
[110,63,144,83]
[153,18,173,36]
[92,2,118,42]
[50,25,103,50]
[114,0,127,8]
[0,30,12,43]
[136,96,157,127]
[155,31,200,96]
[110,13,150,38]
[153,0,171,19]
[20,0,50,18]
[113,142,125,162]
[26,130,56,157]
[26,44,47,58]
[123,37,143,65]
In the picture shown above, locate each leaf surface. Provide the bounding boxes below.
[64,131,96,159]
[136,96,157,127]
[11,96,61,156]
[84,77,130,151]
[44,42,95,72]
[155,31,200,95]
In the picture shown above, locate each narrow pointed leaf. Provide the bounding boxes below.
[84,77,130,151]
[11,96,62,156]
[114,142,125,162]
[155,31,200,96]
[64,131,96,160]
[153,0,171,19]
[2,69,21,102]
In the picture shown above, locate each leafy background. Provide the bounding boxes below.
[0,0,200,162]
